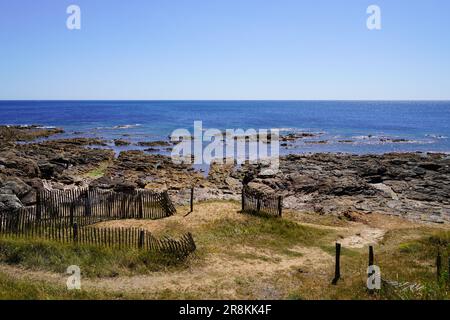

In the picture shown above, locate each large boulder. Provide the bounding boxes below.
[0,176,32,198]
[247,181,276,195]
[90,176,137,194]
[90,176,119,189]
[318,176,376,196]
[113,181,137,194]
[288,173,320,193]
[0,151,40,177]
[0,194,23,212]
[0,176,36,206]
[37,160,64,179]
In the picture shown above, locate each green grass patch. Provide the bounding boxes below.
[320,244,360,258]
[343,229,450,300]
[392,230,450,263]
[86,168,105,178]
[198,215,331,253]
[398,242,421,254]
[84,162,110,178]
[0,271,115,300]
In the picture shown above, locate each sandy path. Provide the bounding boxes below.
[3,203,429,298]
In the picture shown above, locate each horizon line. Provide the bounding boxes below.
[1,99,450,102]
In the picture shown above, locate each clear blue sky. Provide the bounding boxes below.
[1,0,449,100]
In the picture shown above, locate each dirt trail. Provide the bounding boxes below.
[0,264,67,286]
[89,246,332,293]
[0,244,333,298]
[2,202,431,298]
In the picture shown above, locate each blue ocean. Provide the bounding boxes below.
[1,100,449,155]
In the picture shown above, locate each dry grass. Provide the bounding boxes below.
[95,200,247,236]
[0,200,449,300]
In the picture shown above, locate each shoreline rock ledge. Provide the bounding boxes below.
[1,125,449,224]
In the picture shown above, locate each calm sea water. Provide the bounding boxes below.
[1,100,449,155]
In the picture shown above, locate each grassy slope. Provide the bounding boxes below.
[0,238,190,278]
[287,228,450,300]
[0,201,449,300]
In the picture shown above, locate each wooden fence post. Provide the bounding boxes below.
[368,245,374,267]
[70,203,75,226]
[36,191,41,221]
[241,188,245,212]
[256,198,261,213]
[84,191,91,217]
[277,196,282,217]
[161,191,171,216]
[139,230,145,249]
[107,193,112,217]
[13,211,19,233]
[138,193,143,219]
[436,250,442,282]
[332,243,341,285]
[73,223,78,242]
[368,245,374,294]
[190,187,194,213]
[448,256,450,285]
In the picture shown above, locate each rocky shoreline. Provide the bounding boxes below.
[243,153,450,223]
[1,125,449,224]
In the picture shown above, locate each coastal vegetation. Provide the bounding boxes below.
[0,201,449,300]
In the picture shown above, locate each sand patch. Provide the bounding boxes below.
[94,201,246,236]
[338,227,385,248]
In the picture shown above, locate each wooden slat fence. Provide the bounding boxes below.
[241,186,283,217]
[0,222,195,257]
[36,188,176,223]
[0,188,195,256]
[0,207,103,233]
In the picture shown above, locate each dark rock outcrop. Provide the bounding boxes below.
[238,152,450,223]
[0,176,35,211]
[137,141,171,147]
[114,139,131,146]
[0,194,22,212]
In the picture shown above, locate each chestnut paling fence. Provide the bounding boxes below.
[0,188,196,257]
[37,188,177,223]
[241,185,283,217]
